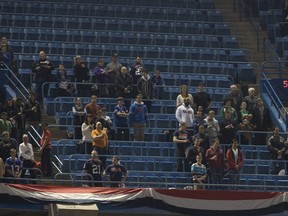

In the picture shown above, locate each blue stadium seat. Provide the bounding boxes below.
[237,63,256,83]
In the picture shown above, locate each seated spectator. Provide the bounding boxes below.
[176,85,194,108]
[176,98,195,136]
[238,115,254,145]
[206,138,225,188]
[57,64,72,97]
[151,69,165,99]
[226,139,243,190]
[91,121,109,167]
[72,97,86,140]
[267,127,288,174]
[193,82,212,114]
[83,150,104,187]
[92,58,109,97]
[23,92,42,123]
[84,95,101,122]
[191,154,207,190]
[219,110,238,144]
[114,97,129,141]
[80,114,94,154]
[220,97,238,121]
[204,110,220,145]
[129,94,148,141]
[136,68,154,113]
[4,148,22,183]
[74,55,90,97]
[173,122,190,172]
[104,156,128,188]
[0,131,17,163]
[186,137,205,172]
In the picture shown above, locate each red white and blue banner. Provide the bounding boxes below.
[0,183,287,215]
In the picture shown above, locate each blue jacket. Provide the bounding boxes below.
[129,102,148,125]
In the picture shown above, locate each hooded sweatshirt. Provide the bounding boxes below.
[129,101,148,125]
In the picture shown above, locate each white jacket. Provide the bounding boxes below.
[175,104,195,127]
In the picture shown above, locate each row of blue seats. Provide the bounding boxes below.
[60,153,273,175]
[1,7,222,23]
[0,0,216,14]
[10,40,247,62]
[0,14,225,35]
[1,27,238,49]
[259,9,285,29]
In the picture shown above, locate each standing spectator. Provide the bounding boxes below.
[244,87,258,113]
[191,154,207,190]
[151,69,165,99]
[105,53,122,97]
[72,97,86,140]
[0,131,17,163]
[91,121,109,167]
[1,37,14,64]
[0,112,12,135]
[173,122,190,172]
[192,110,207,133]
[220,97,238,121]
[31,51,54,102]
[206,138,226,188]
[129,94,148,141]
[238,101,252,123]
[19,134,36,181]
[176,98,195,136]
[56,64,71,97]
[1,37,17,75]
[186,137,205,171]
[219,110,238,144]
[267,127,288,174]
[0,158,4,179]
[93,58,109,97]
[74,55,90,97]
[80,114,94,154]
[226,139,243,190]
[104,156,128,188]
[251,98,273,145]
[83,150,104,187]
[84,95,101,122]
[13,98,26,142]
[204,110,220,145]
[100,108,115,140]
[130,56,143,89]
[115,66,133,110]
[227,84,243,111]
[4,149,22,183]
[192,125,210,154]
[176,85,194,108]
[136,68,154,112]
[238,115,254,145]
[23,91,42,123]
[280,0,288,37]
[193,82,211,113]
[40,123,52,177]
[114,97,129,141]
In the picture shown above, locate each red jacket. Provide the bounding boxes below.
[226,147,243,170]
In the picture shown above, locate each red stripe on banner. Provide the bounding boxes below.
[154,189,282,200]
[7,184,144,195]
